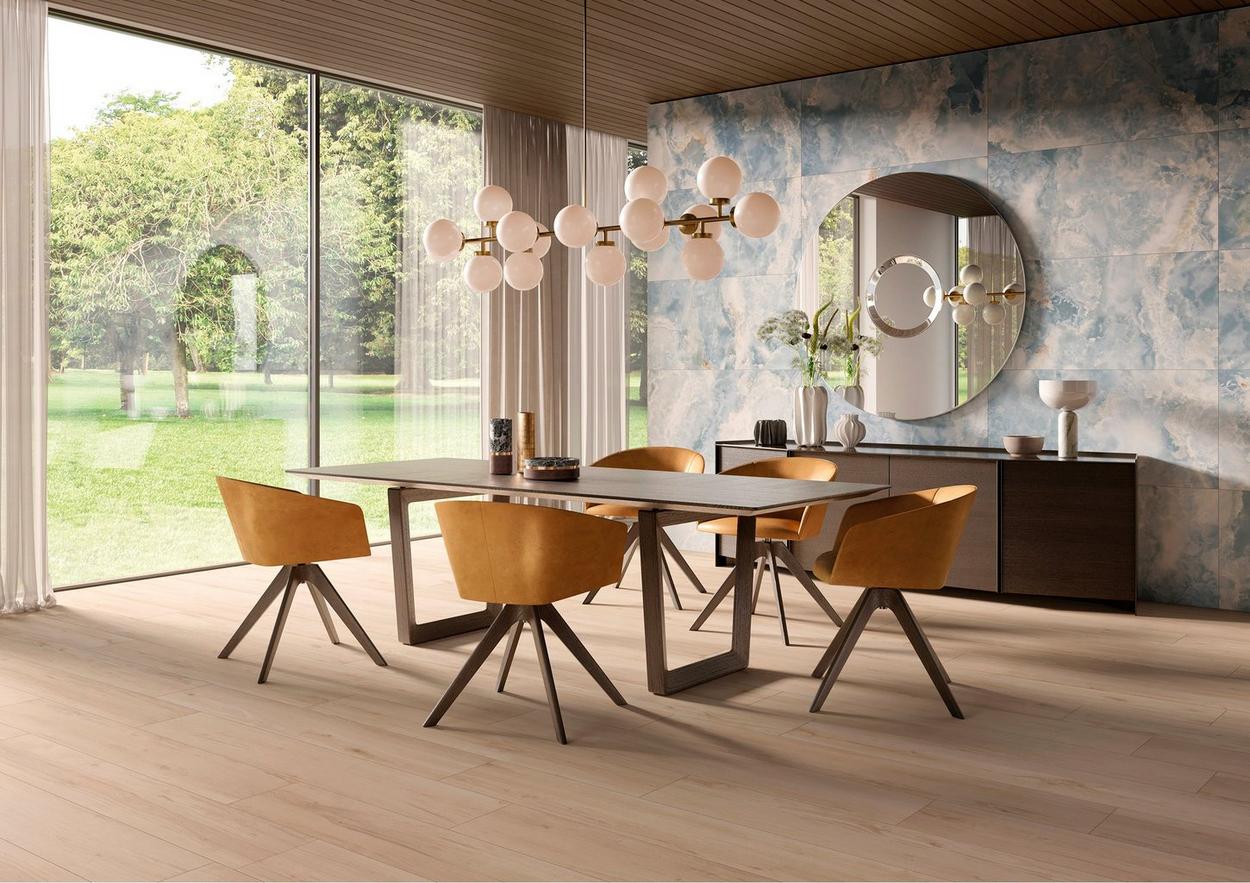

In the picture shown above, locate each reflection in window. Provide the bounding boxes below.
[47,18,309,585]
[318,80,483,538]
[627,144,649,447]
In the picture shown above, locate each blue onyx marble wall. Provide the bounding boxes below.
[647,10,1250,610]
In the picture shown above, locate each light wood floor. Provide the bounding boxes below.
[3,543,1250,881]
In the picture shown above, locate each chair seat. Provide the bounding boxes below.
[585,502,643,519]
[697,516,803,542]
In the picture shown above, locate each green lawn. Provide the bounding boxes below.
[48,369,477,586]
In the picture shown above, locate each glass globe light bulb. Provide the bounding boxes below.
[495,210,538,252]
[951,302,976,326]
[463,253,503,293]
[585,243,626,286]
[636,226,670,252]
[960,263,984,286]
[683,203,723,240]
[1003,280,1025,304]
[923,285,939,308]
[682,236,724,281]
[981,301,1007,325]
[473,185,513,223]
[531,222,552,259]
[963,281,989,306]
[504,251,544,291]
[422,218,463,263]
[624,165,669,203]
[554,203,599,248]
[732,191,780,238]
[619,198,665,245]
[696,155,742,200]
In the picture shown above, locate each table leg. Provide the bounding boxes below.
[640,509,755,695]
[388,486,500,645]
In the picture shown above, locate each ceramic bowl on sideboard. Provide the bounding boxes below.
[1003,435,1044,457]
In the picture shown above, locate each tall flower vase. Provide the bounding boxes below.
[794,386,829,447]
[838,383,865,410]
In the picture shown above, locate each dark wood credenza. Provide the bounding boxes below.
[714,441,1138,610]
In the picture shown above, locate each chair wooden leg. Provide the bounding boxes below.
[690,568,736,631]
[767,544,790,646]
[583,525,638,604]
[811,588,874,679]
[660,550,683,610]
[308,583,340,645]
[538,604,627,706]
[884,590,963,719]
[773,542,843,627]
[219,567,292,659]
[257,577,300,685]
[751,554,766,613]
[304,566,387,667]
[660,530,708,594]
[526,607,567,744]
[425,605,522,728]
[809,588,879,711]
[496,618,524,692]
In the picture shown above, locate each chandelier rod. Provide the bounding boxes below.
[581,0,588,206]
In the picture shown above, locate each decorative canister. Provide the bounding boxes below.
[833,412,867,452]
[753,418,788,447]
[793,386,829,447]
[488,417,513,475]
[517,410,536,462]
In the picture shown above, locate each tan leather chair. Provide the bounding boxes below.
[689,457,844,645]
[216,477,386,683]
[582,446,708,609]
[424,501,629,743]
[808,485,976,718]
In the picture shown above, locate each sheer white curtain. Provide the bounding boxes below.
[0,0,53,613]
[566,126,628,465]
[482,107,571,456]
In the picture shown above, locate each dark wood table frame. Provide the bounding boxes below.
[291,458,886,696]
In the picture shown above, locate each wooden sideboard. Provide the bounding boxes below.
[714,441,1138,609]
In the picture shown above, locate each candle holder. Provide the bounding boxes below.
[488,417,513,475]
[517,411,536,463]
[1038,380,1097,460]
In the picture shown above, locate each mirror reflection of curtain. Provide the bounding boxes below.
[961,215,1024,400]
[397,116,482,459]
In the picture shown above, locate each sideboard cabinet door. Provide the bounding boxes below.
[1000,460,1136,602]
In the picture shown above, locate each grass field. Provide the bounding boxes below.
[48,368,649,587]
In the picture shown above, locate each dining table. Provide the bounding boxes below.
[289,457,887,695]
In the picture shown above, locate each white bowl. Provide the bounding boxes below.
[1039,379,1097,411]
[1003,435,1044,457]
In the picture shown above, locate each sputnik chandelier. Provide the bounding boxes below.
[922,264,1026,328]
[419,0,781,292]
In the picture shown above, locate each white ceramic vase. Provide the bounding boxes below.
[833,412,866,452]
[794,386,828,447]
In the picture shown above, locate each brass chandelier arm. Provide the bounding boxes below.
[459,210,735,249]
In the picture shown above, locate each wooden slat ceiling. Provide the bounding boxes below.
[51,0,1250,141]
[855,173,999,217]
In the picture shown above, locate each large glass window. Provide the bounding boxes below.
[626,144,648,447]
[47,19,309,585]
[318,80,482,537]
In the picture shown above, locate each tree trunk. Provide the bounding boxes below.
[172,330,190,419]
[638,341,649,405]
[119,356,137,416]
[189,346,206,373]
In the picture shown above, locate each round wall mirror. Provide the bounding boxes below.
[798,172,1026,421]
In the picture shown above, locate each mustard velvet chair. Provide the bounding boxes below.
[689,457,844,645]
[216,477,387,683]
[581,446,708,609]
[425,501,629,744]
[808,485,976,718]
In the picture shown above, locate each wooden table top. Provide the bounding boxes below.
[290,457,887,517]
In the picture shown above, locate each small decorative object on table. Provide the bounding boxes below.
[523,457,580,481]
[834,413,866,452]
[1038,380,1097,460]
[1002,435,1043,458]
[758,299,881,447]
[517,410,536,462]
[488,418,513,474]
[753,418,787,447]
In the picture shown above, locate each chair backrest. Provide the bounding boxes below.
[720,456,838,539]
[216,477,370,567]
[435,501,628,605]
[819,485,976,590]
[592,446,705,474]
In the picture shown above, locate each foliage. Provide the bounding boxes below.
[757,300,840,387]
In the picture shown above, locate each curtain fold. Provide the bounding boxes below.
[567,125,628,465]
[0,0,53,612]
[482,107,571,457]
